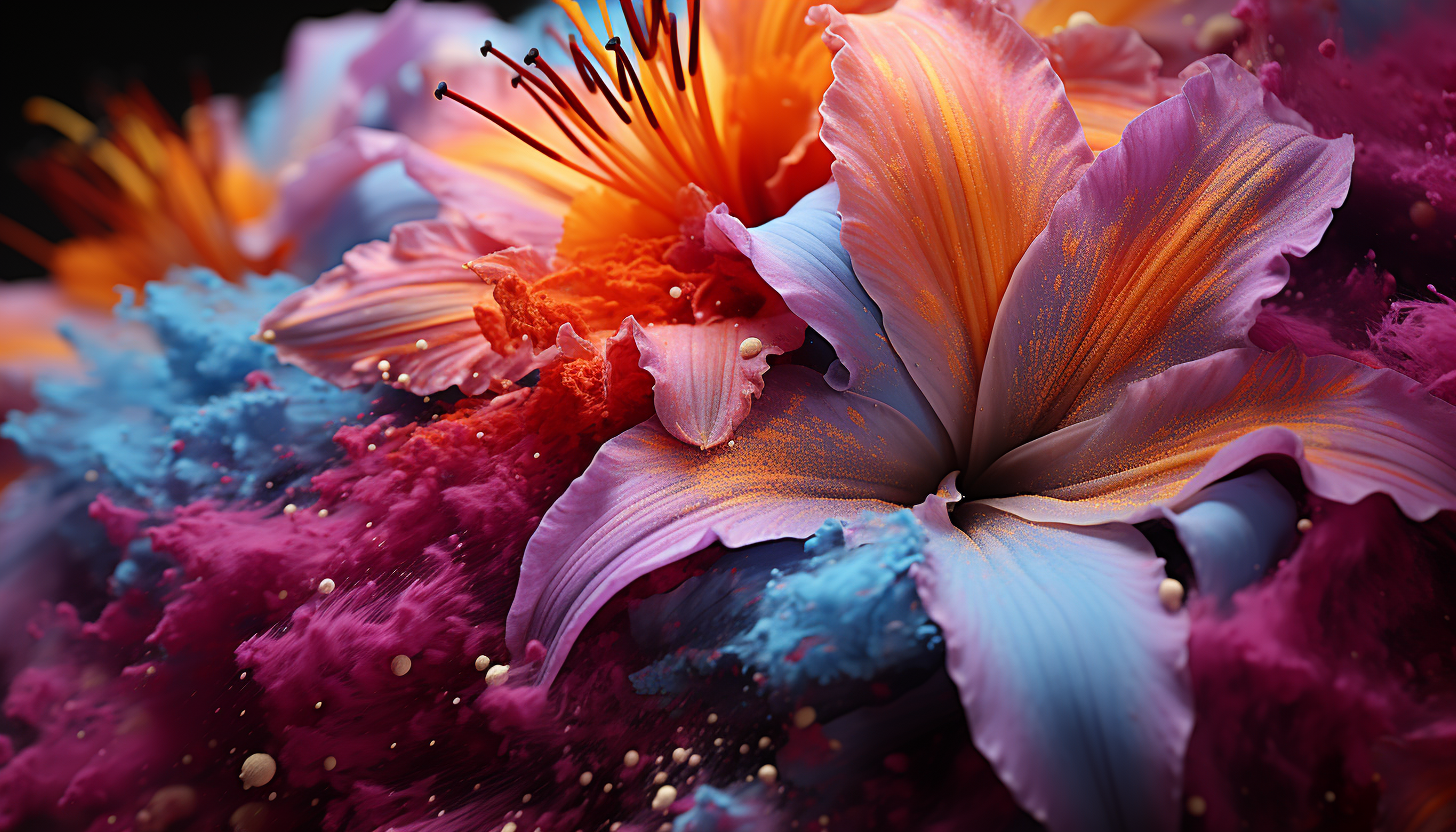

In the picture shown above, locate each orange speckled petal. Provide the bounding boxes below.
[506,365,948,685]
[814,0,1092,461]
[972,348,1456,526]
[259,220,547,396]
[969,56,1354,474]
[621,312,806,450]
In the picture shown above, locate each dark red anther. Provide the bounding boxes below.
[667,12,685,92]
[434,82,565,163]
[526,48,609,140]
[607,37,632,102]
[689,0,701,77]
[608,37,659,129]
[481,40,567,110]
[571,38,632,125]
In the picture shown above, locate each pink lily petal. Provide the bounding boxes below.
[913,498,1189,832]
[617,313,805,450]
[974,348,1456,525]
[238,128,562,264]
[815,0,1092,460]
[259,221,549,396]
[970,56,1355,474]
[506,366,948,684]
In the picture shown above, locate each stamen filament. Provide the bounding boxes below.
[525,48,609,141]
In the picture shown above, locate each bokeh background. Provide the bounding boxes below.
[0,0,528,280]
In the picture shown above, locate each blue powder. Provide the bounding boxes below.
[671,784,777,832]
[631,511,943,697]
[3,268,381,509]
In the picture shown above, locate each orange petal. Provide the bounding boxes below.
[815,0,1092,461]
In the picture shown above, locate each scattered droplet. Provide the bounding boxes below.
[391,655,412,677]
[261,329,276,342]
[318,578,335,595]
[1158,578,1185,613]
[416,339,428,350]
[739,337,763,359]
[1187,795,1207,816]
[239,753,276,789]
[793,706,817,729]
[669,286,683,299]
[1297,518,1313,533]
[474,655,490,672]
[651,784,678,811]
[758,764,778,784]
[323,756,337,771]
[579,771,594,786]
[283,504,297,516]
[485,664,510,686]
[624,750,640,767]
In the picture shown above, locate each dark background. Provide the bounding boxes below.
[0,0,531,280]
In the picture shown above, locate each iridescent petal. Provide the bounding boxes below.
[975,348,1456,525]
[971,56,1354,473]
[704,183,952,460]
[913,498,1189,832]
[618,313,805,450]
[814,0,1092,460]
[506,366,947,684]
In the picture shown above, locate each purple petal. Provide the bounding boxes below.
[971,55,1355,474]
[913,498,1190,832]
[506,366,947,684]
[975,348,1456,525]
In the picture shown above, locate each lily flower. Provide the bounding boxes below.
[257,0,911,447]
[504,2,1456,830]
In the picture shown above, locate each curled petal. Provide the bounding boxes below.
[618,313,805,450]
[913,499,1189,832]
[259,220,547,395]
[971,56,1354,473]
[975,348,1456,525]
[1161,471,1298,605]
[815,0,1092,459]
[507,366,948,684]
[1041,23,1173,153]
[704,184,952,460]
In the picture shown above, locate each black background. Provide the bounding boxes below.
[0,0,531,280]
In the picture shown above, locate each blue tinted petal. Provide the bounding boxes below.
[706,183,953,464]
[913,499,1191,832]
[1162,470,1298,605]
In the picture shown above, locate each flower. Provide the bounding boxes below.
[255,0,918,446]
[505,2,1456,830]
